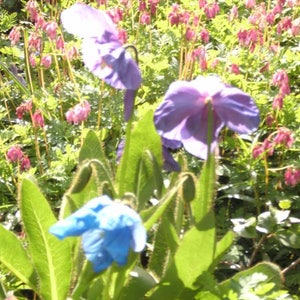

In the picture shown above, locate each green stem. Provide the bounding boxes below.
[71,261,98,299]
[118,118,133,196]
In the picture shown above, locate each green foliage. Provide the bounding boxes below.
[0,0,299,299]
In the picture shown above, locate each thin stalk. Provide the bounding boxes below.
[23,30,34,94]
[281,257,300,275]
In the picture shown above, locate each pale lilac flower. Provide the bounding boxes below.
[61,3,141,120]
[154,76,260,159]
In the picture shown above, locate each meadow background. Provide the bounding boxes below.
[0,0,300,299]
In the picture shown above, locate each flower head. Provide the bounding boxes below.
[49,196,146,272]
[154,76,259,159]
[66,100,91,125]
[61,3,141,120]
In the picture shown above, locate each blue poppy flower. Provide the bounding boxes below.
[61,3,142,120]
[49,195,146,272]
[154,75,260,159]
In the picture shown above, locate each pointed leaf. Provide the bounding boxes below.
[19,177,72,300]
[0,225,38,291]
[117,110,162,197]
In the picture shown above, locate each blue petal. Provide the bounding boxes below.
[49,196,113,239]
[82,230,113,272]
[104,227,132,265]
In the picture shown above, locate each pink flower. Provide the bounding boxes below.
[140,12,151,25]
[21,156,31,171]
[56,35,65,51]
[41,55,52,68]
[237,28,263,52]
[272,94,283,110]
[204,2,220,19]
[199,28,209,43]
[252,138,274,158]
[245,0,256,8]
[273,127,294,148]
[230,64,240,74]
[107,7,123,24]
[29,53,37,67]
[198,0,207,8]
[28,33,42,51]
[44,21,58,40]
[7,145,24,163]
[229,5,238,21]
[32,110,45,128]
[26,0,39,22]
[271,69,290,96]
[185,28,196,41]
[8,27,21,45]
[16,100,32,119]
[66,100,91,125]
[284,168,300,187]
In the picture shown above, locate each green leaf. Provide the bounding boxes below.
[212,231,235,269]
[231,217,257,238]
[135,150,163,210]
[142,175,188,230]
[0,225,38,291]
[148,215,180,279]
[0,61,30,96]
[148,211,216,299]
[116,110,162,198]
[191,154,216,224]
[276,225,300,249]
[19,177,72,300]
[174,211,216,289]
[219,262,284,298]
[79,130,109,167]
[119,266,157,300]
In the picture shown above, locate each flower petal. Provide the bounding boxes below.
[131,223,147,252]
[82,39,141,90]
[182,109,223,159]
[82,230,113,272]
[61,3,118,39]
[49,196,112,239]
[154,80,205,141]
[104,228,132,265]
[214,87,260,134]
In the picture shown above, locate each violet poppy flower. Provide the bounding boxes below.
[154,75,260,159]
[61,3,141,120]
[49,195,146,272]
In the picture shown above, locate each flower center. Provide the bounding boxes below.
[204,96,213,104]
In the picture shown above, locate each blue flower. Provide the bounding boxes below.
[61,3,142,120]
[49,196,146,272]
[154,75,260,159]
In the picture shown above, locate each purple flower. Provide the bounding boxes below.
[61,3,141,120]
[154,75,260,159]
